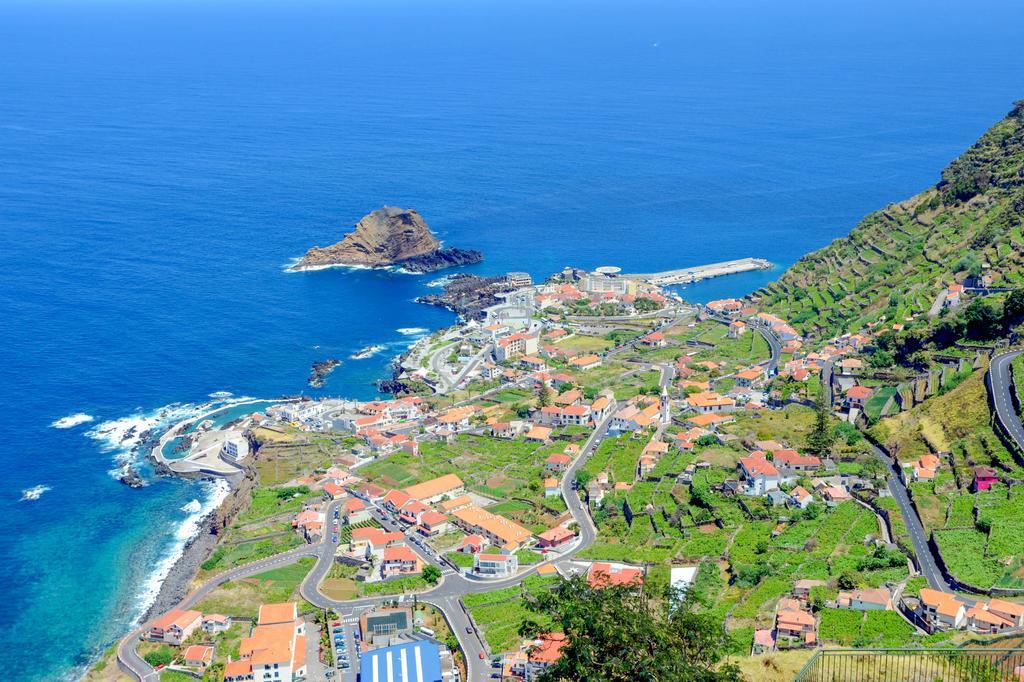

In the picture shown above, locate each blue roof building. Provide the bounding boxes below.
[359,640,443,682]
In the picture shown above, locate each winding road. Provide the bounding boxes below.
[120,402,619,682]
[989,349,1024,455]
[116,543,321,680]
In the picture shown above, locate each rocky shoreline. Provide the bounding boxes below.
[415,273,515,319]
[141,468,257,622]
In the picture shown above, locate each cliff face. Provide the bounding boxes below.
[758,100,1024,338]
[293,206,482,272]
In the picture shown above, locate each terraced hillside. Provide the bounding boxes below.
[758,100,1024,339]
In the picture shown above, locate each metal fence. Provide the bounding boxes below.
[794,648,1024,682]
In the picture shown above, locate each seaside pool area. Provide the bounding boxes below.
[159,399,278,461]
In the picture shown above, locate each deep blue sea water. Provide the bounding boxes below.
[1,0,1023,677]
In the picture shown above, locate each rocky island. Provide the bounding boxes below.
[291,206,483,273]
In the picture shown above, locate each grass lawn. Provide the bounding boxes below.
[446,551,475,568]
[195,558,315,618]
[555,335,614,354]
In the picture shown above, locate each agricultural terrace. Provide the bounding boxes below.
[582,462,909,632]
[632,319,771,372]
[872,369,1023,477]
[198,485,319,577]
[195,558,316,619]
[818,608,918,648]
[251,427,363,486]
[932,485,1024,589]
[360,434,571,533]
[320,561,437,601]
[464,575,559,652]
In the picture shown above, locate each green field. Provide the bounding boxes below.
[360,434,569,530]
[464,576,558,652]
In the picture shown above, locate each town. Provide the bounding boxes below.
[106,253,1024,682]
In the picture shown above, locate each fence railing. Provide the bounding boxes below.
[794,648,1024,682]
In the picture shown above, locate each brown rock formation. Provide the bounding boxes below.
[292,206,482,272]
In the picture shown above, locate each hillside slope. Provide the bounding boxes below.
[757,101,1024,339]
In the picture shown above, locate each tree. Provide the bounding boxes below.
[525,575,740,682]
[805,391,835,456]
[964,299,1001,340]
[634,297,661,313]
[867,349,894,368]
[837,569,858,590]
[422,565,441,585]
[1004,289,1024,327]
[575,470,593,489]
[537,383,553,408]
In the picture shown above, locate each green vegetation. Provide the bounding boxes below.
[195,558,314,618]
[521,574,740,681]
[759,101,1024,339]
[464,575,558,651]
[361,434,567,530]
[819,609,916,647]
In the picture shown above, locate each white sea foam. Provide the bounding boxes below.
[132,479,231,619]
[85,396,259,473]
[51,413,94,429]
[20,485,51,501]
[425,275,452,288]
[208,391,233,399]
[283,258,375,273]
[396,327,429,336]
[350,344,385,360]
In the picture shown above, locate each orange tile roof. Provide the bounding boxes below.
[688,392,735,409]
[439,494,473,512]
[184,645,213,663]
[383,546,418,563]
[527,425,554,439]
[528,633,567,664]
[403,474,464,501]
[258,603,297,626]
[224,659,253,677]
[452,505,532,548]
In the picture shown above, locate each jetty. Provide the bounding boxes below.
[621,257,772,285]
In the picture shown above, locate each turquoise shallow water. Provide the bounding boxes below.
[1,0,1023,678]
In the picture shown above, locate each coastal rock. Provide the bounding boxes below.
[415,273,515,319]
[308,358,341,388]
[292,206,482,273]
[117,465,146,488]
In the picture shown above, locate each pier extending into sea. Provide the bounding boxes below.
[622,257,772,285]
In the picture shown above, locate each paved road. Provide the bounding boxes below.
[866,443,952,593]
[299,404,618,680]
[117,541,322,681]
[121,392,624,681]
[989,349,1024,454]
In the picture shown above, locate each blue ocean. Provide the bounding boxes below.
[1,0,1022,678]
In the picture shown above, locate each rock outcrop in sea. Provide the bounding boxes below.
[308,358,341,387]
[292,206,483,273]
